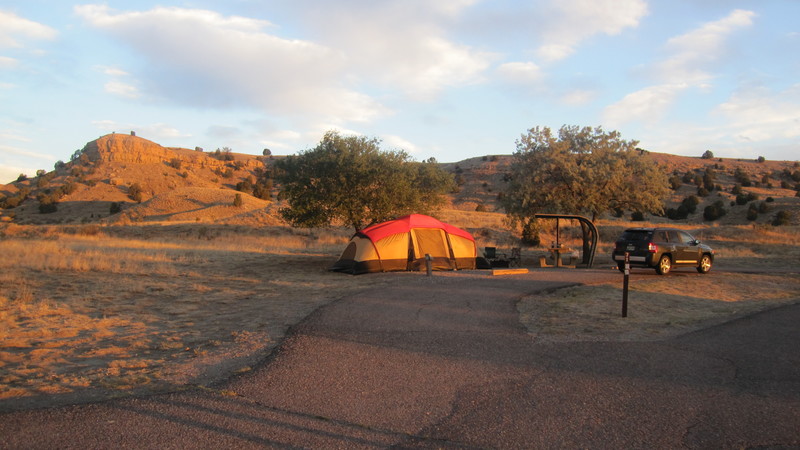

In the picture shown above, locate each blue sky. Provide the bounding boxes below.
[1,1,799,183]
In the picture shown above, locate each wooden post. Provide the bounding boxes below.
[425,254,432,276]
[622,252,630,317]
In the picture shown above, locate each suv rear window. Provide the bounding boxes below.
[620,230,652,241]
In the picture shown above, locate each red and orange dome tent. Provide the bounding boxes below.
[330,214,478,274]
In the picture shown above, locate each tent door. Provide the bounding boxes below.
[410,228,453,270]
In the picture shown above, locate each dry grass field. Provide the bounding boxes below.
[0,222,399,410]
[1,215,799,412]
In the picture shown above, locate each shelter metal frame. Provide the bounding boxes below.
[534,214,598,268]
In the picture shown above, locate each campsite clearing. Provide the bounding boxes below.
[1,221,799,412]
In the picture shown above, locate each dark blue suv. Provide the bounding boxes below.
[612,227,714,275]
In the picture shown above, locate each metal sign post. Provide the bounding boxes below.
[622,252,630,317]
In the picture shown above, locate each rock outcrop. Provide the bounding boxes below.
[81,133,261,170]
[83,133,173,164]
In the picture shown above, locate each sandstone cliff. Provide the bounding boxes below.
[82,133,261,170]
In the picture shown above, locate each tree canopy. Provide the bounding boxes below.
[501,125,669,227]
[275,131,454,230]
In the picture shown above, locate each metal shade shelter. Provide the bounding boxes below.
[534,214,598,268]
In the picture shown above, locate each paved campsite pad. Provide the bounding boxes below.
[2,269,799,448]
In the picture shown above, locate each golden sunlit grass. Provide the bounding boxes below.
[0,224,390,409]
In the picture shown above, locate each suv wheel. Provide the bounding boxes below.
[697,254,712,274]
[656,255,671,275]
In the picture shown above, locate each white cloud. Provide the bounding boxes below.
[98,66,129,77]
[104,81,139,99]
[0,132,31,143]
[654,9,755,85]
[0,11,57,48]
[0,55,18,69]
[715,84,800,142]
[604,84,686,127]
[287,0,493,99]
[75,4,389,123]
[604,9,755,127]
[497,61,543,84]
[0,143,52,160]
[535,0,648,62]
[382,134,419,154]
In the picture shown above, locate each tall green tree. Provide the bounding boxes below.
[502,126,669,257]
[275,131,454,230]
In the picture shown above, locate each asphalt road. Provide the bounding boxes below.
[2,269,799,448]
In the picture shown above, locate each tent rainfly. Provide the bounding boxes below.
[330,214,477,274]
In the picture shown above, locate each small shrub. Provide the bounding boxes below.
[772,210,792,226]
[38,201,58,214]
[703,201,727,221]
[631,211,645,221]
[236,178,254,193]
[746,204,758,221]
[682,195,700,213]
[109,202,122,214]
[734,167,752,186]
[233,193,243,207]
[253,183,272,200]
[475,204,487,212]
[735,192,758,205]
[128,183,143,203]
[666,205,689,220]
[168,158,182,170]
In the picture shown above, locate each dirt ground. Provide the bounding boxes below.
[518,272,800,342]
[1,222,799,412]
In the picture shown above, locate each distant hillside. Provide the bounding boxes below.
[0,133,278,225]
[1,133,798,226]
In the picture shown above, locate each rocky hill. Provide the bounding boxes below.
[1,133,798,227]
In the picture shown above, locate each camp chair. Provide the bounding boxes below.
[484,247,509,268]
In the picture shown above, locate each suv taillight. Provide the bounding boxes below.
[648,242,658,253]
